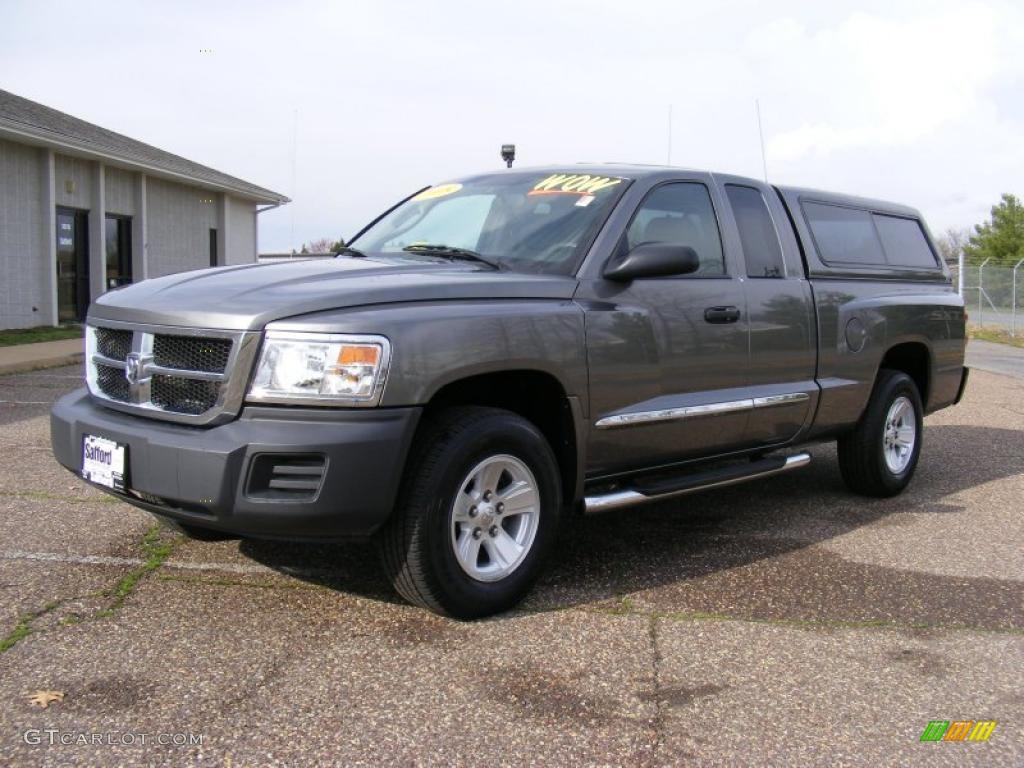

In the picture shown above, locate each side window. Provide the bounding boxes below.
[725,184,785,278]
[802,202,885,265]
[625,183,725,275]
[872,214,939,268]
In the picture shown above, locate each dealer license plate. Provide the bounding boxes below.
[81,434,127,491]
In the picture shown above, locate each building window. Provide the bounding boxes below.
[105,215,132,289]
[209,228,218,267]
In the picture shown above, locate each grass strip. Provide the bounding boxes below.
[0,326,83,347]
[969,325,1024,349]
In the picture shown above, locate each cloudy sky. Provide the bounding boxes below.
[3,0,1022,251]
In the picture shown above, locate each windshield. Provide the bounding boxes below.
[349,171,629,275]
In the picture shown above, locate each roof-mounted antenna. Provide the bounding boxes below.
[756,98,768,183]
[666,105,673,166]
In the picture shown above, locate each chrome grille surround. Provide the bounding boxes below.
[85,320,261,426]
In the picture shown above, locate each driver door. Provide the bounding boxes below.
[578,178,751,476]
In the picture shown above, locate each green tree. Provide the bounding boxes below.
[964,193,1024,266]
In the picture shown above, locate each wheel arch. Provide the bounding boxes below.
[420,369,582,508]
[877,340,931,408]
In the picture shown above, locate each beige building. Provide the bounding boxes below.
[0,89,289,329]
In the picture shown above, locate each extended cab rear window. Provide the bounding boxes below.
[802,201,938,269]
[872,214,939,268]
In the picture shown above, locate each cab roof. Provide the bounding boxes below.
[456,164,921,219]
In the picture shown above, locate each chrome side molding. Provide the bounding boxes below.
[751,392,810,409]
[595,392,809,430]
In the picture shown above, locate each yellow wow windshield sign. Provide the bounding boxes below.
[529,173,624,196]
[412,183,463,201]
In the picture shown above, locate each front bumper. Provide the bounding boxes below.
[51,388,421,540]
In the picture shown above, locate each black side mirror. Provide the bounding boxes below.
[603,242,700,282]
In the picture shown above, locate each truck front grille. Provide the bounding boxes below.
[86,323,260,425]
[96,362,131,401]
[151,374,221,415]
[153,335,233,374]
[95,327,133,361]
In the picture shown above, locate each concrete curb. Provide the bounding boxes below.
[0,338,84,376]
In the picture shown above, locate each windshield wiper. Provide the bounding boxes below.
[402,244,501,270]
[337,246,367,258]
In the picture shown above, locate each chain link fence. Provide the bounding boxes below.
[950,260,1024,335]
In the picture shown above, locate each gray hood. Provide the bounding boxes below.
[89,256,578,330]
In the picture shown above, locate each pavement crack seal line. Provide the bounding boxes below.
[583,600,1024,636]
[643,614,667,765]
[0,525,180,654]
[94,525,179,617]
[1,549,355,580]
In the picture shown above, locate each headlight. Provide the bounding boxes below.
[247,331,391,405]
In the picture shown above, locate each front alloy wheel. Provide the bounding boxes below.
[451,455,541,582]
[379,406,561,618]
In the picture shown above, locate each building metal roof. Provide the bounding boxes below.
[0,88,289,204]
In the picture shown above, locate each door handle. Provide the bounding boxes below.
[704,306,741,324]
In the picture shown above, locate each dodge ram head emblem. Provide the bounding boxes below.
[124,352,153,388]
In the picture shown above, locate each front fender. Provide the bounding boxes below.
[265,300,589,409]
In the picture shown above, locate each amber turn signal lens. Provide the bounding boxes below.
[337,345,380,365]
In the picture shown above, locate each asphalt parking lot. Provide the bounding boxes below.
[0,349,1021,766]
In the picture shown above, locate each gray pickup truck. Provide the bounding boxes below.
[51,165,968,618]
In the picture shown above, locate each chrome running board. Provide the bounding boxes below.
[583,452,812,515]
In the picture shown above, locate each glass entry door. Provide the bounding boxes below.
[56,209,89,322]
[105,214,132,288]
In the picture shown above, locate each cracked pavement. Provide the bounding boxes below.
[0,352,1021,766]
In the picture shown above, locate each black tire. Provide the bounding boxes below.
[378,406,562,619]
[837,369,924,497]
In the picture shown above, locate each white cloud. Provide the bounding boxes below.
[763,4,1001,161]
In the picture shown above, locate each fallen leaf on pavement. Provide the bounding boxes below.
[28,690,65,708]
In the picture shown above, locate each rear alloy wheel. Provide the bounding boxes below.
[379,406,561,618]
[882,396,917,475]
[838,369,924,497]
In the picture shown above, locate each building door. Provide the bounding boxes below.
[105,215,132,288]
[56,208,89,322]
[209,228,218,267]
